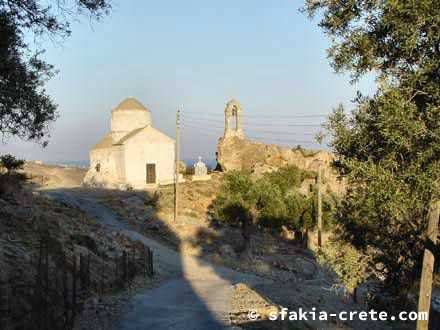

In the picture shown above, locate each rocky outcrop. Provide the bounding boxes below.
[216,137,345,194]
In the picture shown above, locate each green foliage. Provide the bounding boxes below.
[213,166,339,232]
[317,238,370,294]
[253,176,288,227]
[304,0,440,296]
[303,1,440,84]
[0,154,24,173]
[0,1,111,143]
[213,171,256,226]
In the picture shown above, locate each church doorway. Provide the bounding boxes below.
[146,163,156,184]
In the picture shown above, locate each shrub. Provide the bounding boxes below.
[254,177,288,227]
[0,154,24,174]
[317,237,371,301]
[213,166,339,234]
[213,171,256,226]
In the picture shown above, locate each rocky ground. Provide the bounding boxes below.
[74,275,164,330]
[23,161,88,189]
[0,164,158,330]
[96,175,411,329]
[1,161,419,329]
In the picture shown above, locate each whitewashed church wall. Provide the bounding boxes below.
[112,145,126,183]
[123,140,175,188]
[111,109,151,136]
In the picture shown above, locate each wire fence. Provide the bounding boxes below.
[0,236,154,330]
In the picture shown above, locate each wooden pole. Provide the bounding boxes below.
[317,162,323,248]
[417,194,440,330]
[174,108,180,222]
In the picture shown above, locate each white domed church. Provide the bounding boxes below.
[83,97,176,189]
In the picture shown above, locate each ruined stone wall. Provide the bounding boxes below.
[216,137,345,194]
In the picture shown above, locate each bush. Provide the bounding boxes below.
[213,171,256,226]
[0,154,25,174]
[213,166,339,234]
[317,237,371,300]
[0,173,23,197]
[254,177,288,227]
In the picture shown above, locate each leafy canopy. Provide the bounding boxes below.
[0,1,111,144]
[304,0,440,296]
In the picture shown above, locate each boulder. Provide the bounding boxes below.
[250,163,278,179]
[178,160,187,174]
[121,196,145,210]
[219,244,236,259]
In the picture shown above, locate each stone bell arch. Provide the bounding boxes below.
[223,99,244,139]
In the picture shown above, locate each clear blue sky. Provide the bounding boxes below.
[0,0,375,163]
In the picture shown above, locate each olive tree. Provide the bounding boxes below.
[0,1,111,144]
[303,0,440,298]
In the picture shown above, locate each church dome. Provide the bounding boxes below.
[111,97,152,139]
[113,97,150,112]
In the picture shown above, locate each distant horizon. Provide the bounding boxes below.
[0,1,376,161]
[36,157,219,170]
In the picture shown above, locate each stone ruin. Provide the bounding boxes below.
[223,99,244,139]
[216,99,346,195]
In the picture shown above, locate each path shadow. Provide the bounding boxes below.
[43,186,240,329]
[188,212,405,330]
[42,185,420,330]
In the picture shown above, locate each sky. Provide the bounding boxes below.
[0,0,376,164]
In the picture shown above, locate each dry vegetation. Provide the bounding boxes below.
[0,162,419,329]
[0,168,156,329]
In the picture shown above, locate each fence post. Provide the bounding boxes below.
[143,246,147,278]
[147,248,154,278]
[122,251,127,288]
[417,194,440,330]
[87,252,91,290]
[62,252,69,330]
[71,255,77,330]
[100,252,105,294]
[114,254,118,289]
[131,245,136,288]
[44,243,49,330]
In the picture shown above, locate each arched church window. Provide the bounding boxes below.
[95,163,101,172]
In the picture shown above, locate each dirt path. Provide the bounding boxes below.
[47,190,265,330]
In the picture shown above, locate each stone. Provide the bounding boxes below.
[121,196,145,210]
[178,161,187,174]
[215,99,346,194]
[217,136,346,195]
[219,244,236,258]
[280,225,295,241]
[223,99,244,139]
[250,163,278,179]
[296,258,317,279]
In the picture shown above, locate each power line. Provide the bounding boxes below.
[185,125,319,136]
[183,111,328,119]
[181,123,320,136]
[181,116,324,125]
[182,119,322,128]
[181,127,318,144]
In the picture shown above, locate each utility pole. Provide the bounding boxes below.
[417,189,440,330]
[317,162,323,248]
[174,108,180,222]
